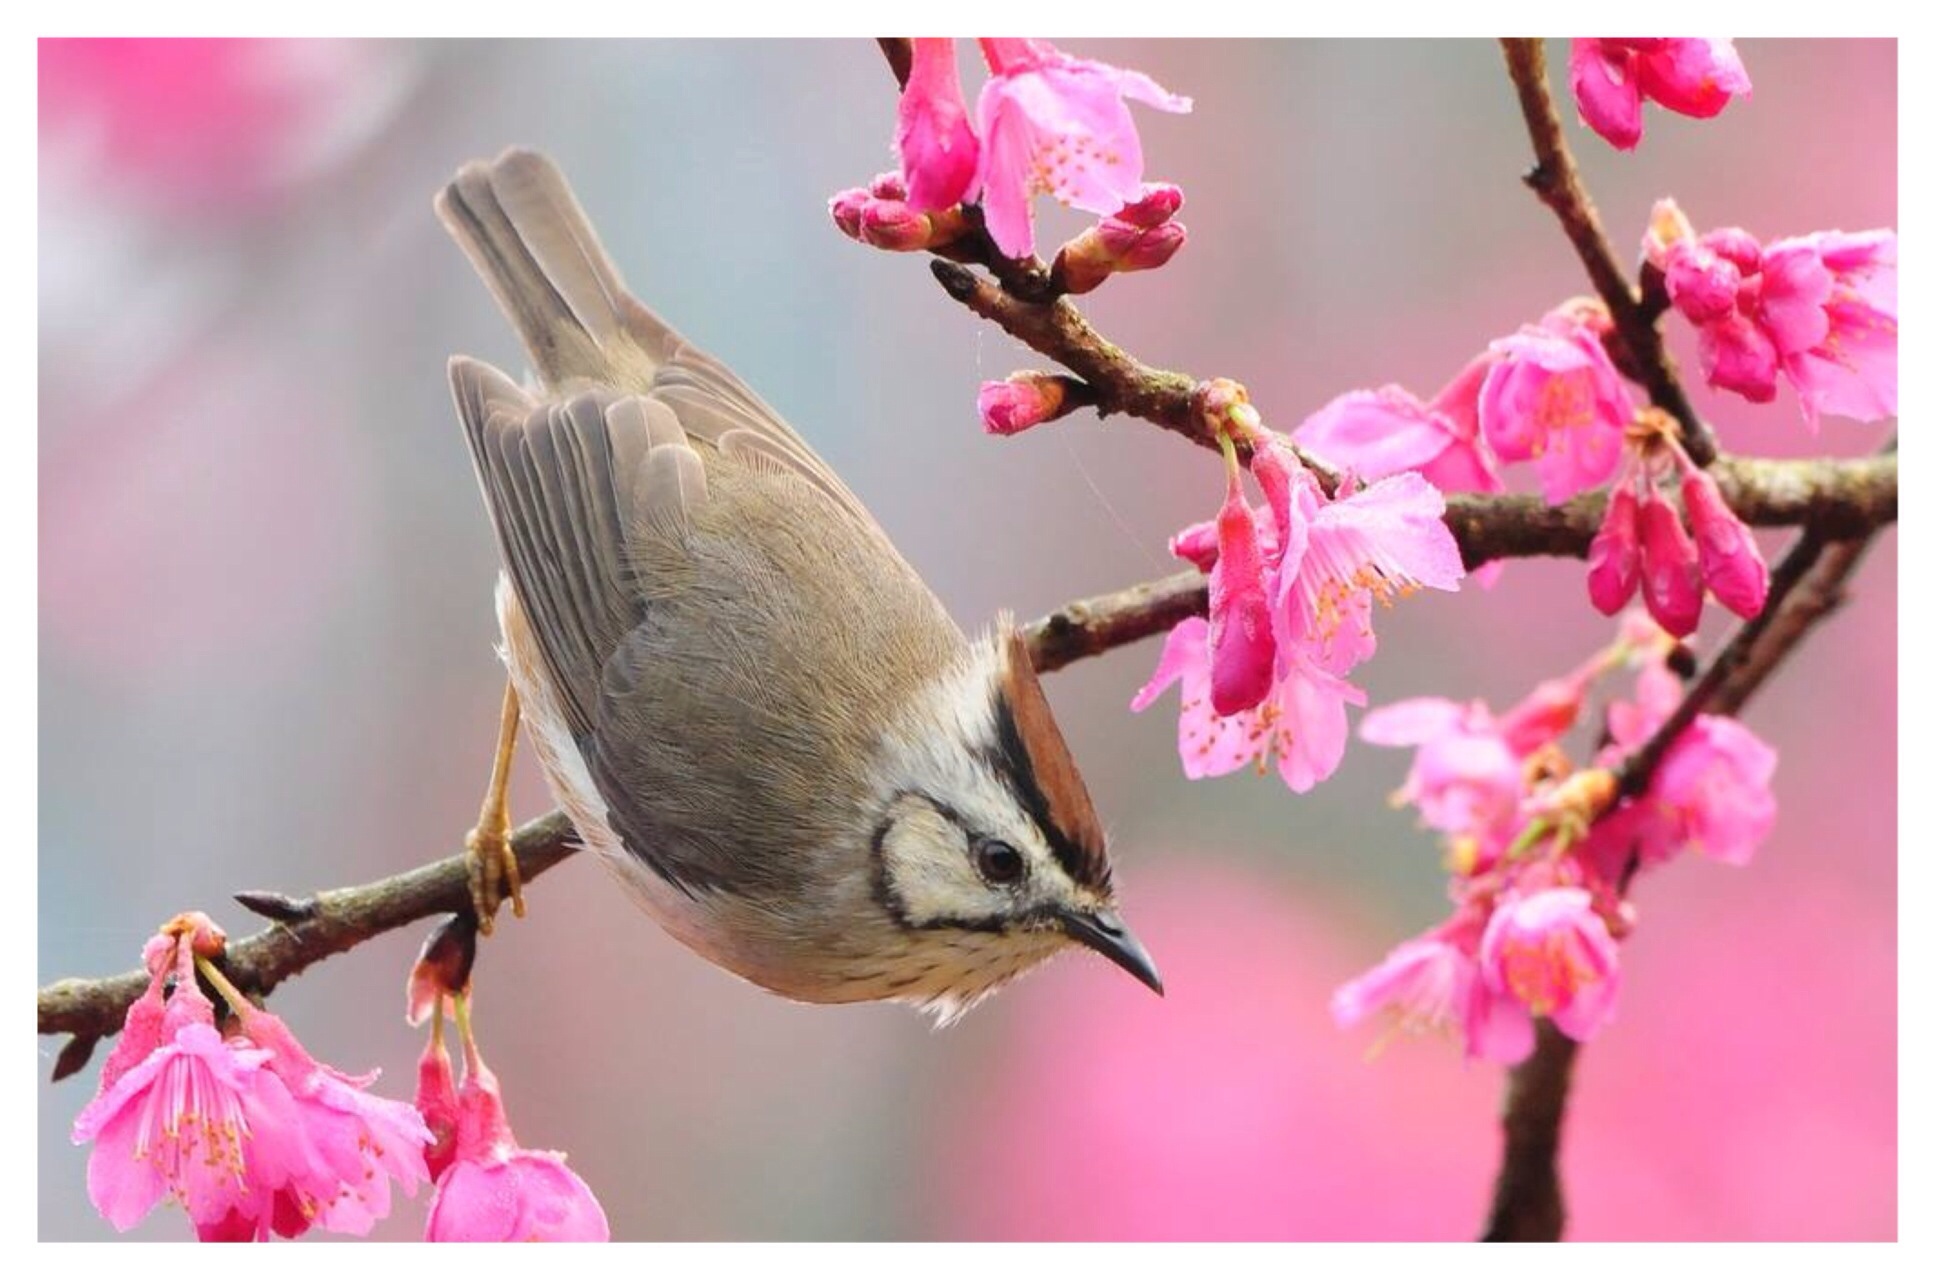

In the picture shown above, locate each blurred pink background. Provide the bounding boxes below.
[37,39,1895,1240]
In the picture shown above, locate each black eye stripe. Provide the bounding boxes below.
[984,695,1110,890]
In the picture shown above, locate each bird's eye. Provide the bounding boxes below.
[973,838,1027,886]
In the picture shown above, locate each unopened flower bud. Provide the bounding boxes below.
[1637,493,1704,637]
[1114,181,1184,229]
[1097,216,1187,273]
[1196,378,1253,435]
[977,373,1073,436]
[407,913,478,1026]
[1680,467,1769,618]
[868,170,909,201]
[1052,205,1187,294]
[1643,198,1696,270]
[160,910,227,960]
[828,187,868,240]
[858,199,930,251]
[1586,484,1642,616]
[1050,226,1116,295]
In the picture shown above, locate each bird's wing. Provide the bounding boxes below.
[451,357,713,739]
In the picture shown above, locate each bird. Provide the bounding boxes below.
[436,148,1160,1022]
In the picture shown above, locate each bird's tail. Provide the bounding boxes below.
[435,147,680,391]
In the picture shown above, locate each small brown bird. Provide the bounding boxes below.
[438,149,1159,1021]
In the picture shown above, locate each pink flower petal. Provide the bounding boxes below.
[1587,483,1643,617]
[1569,39,1644,149]
[1478,889,1622,1043]
[896,38,979,212]
[1637,494,1704,637]
[969,41,1190,258]
[1293,386,1455,480]
[1479,315,1632,504]
[1277,472,1464,676]
[1207,472,1277,715]
[1681,467,1769,618]
[1634,39,1752,119]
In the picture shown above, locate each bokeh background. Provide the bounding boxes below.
[37,39,1896,1240]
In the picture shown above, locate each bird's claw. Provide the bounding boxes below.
[466,821,525,936]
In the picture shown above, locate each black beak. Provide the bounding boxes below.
[1057,907,1164,996]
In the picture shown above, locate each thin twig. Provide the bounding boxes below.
[37,813,580,1063]
[1498,38,1714,466]
[876,37,912,90]
[1480,448,1893,1239]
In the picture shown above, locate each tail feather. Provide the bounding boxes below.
[435,147,680,390]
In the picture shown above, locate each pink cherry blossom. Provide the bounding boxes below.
[1636,717,1779,867]
[1132,617,1365,793]
[1569,39,1751,151]
[1766,231,1899,427]
[971,39,1191,258]
[1649,201,1897,426]
[1360,664,1594,855]
[896,38,979,212]
[1636,494,1704,637]
[1332,925,1537,1065]
[73,919,433,1241]
[1479,888,1623,1043]
[1274,471,1466,676]
[1207,469,1277,715]
[231,1005,432,1236]
[425,1056,609,1242]
[1358,697,1522,841]
[1293,363,1505,497]
[1330,933,1473,1039]
[72,994,302,1238]
[1479,307,1634,504]
[1679,466,1769,618]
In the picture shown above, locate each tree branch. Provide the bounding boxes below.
[1480,451,1893,1239]
[36,444,1896,1077]
[1497,37,1714,466]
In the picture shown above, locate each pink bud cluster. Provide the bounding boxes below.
[828,171,969,253]
[1646,199,1898,428]
[71,913,432,1241]
[1334,618,1778,1062]
[1569,39,1751,151]
[1588,423,1770,636]
[1135,404,1466,793]
[883,38,1191,259]
[1052,182,1187,295]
